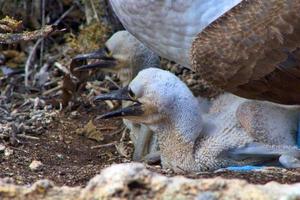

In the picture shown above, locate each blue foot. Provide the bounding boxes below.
[225,165,264,172]
[297,116,300,148]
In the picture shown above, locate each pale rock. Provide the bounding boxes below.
[0,163,300,200]
[29,160,43,171]
[0,144,6,152]
[4,148,13,157]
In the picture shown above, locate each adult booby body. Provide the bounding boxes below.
[109,0,300,104]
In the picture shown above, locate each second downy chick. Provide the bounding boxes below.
[73,31,160,161]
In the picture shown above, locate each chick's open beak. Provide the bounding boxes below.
[94,86,144,119]
[72,48,117,71]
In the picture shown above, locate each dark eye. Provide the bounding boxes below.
[128,88,135,99]
[104,46,109,53]
[104,46,112,57]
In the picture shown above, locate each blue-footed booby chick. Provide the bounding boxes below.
[73,31,160,162]
[109,0,300,105]
[96,68,300,172]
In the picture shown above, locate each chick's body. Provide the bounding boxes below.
[126,69,300,172]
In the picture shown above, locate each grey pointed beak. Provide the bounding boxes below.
[99,103,144,119]
[94,86,136,102]
[95,86,144,119]
[72,48,117,71]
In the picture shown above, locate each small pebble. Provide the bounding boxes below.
[70,111,79,119]
[29,160,43,171]
[0,144,6,152]
[56,153,64,160]
[4,148,14,157]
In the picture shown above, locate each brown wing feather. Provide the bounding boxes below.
[236,49,300,104]
[191,0,300,104]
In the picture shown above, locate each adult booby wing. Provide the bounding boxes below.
[192,0,300,104]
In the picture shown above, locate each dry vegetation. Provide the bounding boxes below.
[0,0,130,186]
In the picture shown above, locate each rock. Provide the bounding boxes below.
[0,179,79,200]
[0,163,300,200]
[29,160,43,171]
[81,163,300,200]
[0,144,6,152]
[56,153,64,160]
[4,148,13,157]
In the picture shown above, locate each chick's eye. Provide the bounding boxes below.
[104,46,112,57]
[128,88,135,99]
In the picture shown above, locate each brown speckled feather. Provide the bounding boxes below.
[191,0,300,104]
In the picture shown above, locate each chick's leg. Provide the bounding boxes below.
[123,120,143,161]
[132,124,153,161]
[125,120,160,162]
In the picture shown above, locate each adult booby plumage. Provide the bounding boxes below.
[109,0,300,104]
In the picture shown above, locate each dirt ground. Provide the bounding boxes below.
[1,102,300,187]
[0,102,129,186]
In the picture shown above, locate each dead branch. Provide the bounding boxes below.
[0,25,62,44]
[91,142,117,149]
[24,38,43,87]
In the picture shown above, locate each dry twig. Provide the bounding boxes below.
[91,142,116,149]
[24,38,43,87]
[0,25,61,44]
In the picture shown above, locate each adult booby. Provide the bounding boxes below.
[73,31,160,161]
[109,0,300,104]
[96,68,300,172]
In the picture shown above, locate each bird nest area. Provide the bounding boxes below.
[1,88,300,187]
[0,0,300,190]
[1,94,300,187]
